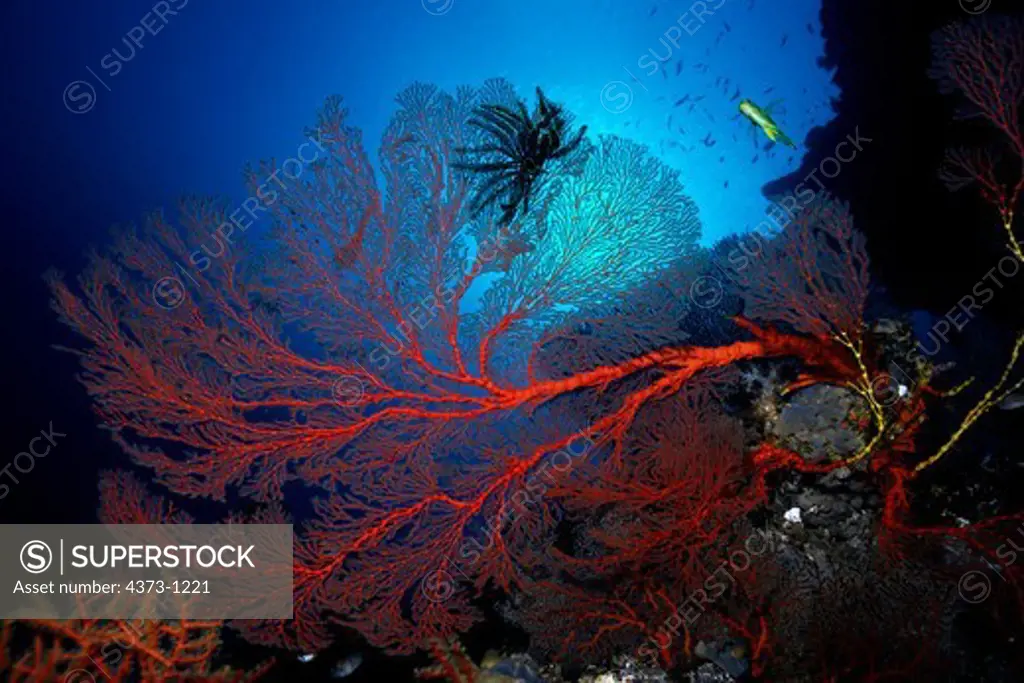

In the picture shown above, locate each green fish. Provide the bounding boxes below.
[738,98,796,148]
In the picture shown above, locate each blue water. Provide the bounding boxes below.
[4,0,835,250]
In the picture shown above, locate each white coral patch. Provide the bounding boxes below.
[784,507,802,524]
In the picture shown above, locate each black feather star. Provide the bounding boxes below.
[454,87,587,225]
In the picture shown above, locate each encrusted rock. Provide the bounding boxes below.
[576,654,671,683]
[682,662,737,682]
[770,385,866,462]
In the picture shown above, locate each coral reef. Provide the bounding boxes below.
[38,22,1024,678]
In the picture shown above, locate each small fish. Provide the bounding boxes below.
[673,96,689,107]
[298,653,316,664]
[724,22,732,32]
[724,180,729,188]
[332,653,364,678]
[662,68,667,80]
[694,95,706,102]
[738,98,796,148]
[999,392,1024,411]
[719,155,725,162]
[675,60,683,76]
[730,87,741,102]
[763,85,775,94]
[678,126,686,135]
[752,154,759,163]
[649,5,657,15]
[780,33,788,47]
[806,22,814,34]
[702,133,716,147]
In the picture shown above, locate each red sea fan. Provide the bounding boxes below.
[732,195,870,346]
[930,14,1024,259]
[505,382,774,670]
[929,14,1023,137]
[2,473,271,682]
[47,77,888,661]
[0,618,270,683]
[45,79,710,654]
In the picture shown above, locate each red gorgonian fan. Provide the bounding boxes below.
[46,78,714,652]
[47,74,967,671]
[2,472,271,682]
[504,381,778,671]
[0,619,268,683]
[731,194,869,349]
[930,13,1024,259]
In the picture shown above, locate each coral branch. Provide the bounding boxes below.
[931,14,1024,258]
